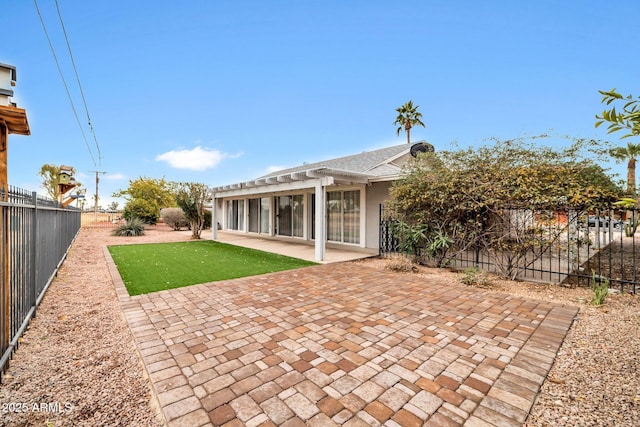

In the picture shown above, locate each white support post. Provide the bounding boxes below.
[314,181,325,261]
[212,196,218,240]
[314,177,332,262]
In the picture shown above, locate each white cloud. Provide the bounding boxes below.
[155,146,237,171]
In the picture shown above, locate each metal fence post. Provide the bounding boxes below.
[31,191,37,318]
[0,193,6,363]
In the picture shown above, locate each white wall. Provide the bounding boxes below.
[364,181,393,250]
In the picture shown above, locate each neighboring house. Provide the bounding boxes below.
[210,142,432,261]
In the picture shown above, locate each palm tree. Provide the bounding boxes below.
[610,142,640,197]
[394,100,425,144]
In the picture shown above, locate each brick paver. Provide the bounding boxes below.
[107,253,578,426]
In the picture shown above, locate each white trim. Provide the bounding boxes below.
[368,149,410,171]
[214,179,322,198]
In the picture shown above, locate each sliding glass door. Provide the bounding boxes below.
[226,200,244,231]
[326,190,360,244]
[327,192,342,242]
[343,190,360,244]
[260,198,270,233]
[277,196,292,236]
[248,197,271,234]
[277,194,304,238]
[248,198,259,233]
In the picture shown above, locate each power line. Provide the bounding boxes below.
[54,0,102,167]
[33,0,97,167]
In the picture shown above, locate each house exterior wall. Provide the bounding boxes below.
[214,179,395,253]
[364,181,393,250]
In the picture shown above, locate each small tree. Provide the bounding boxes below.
[123,198,159,224]
[114,177,175,224]
[175,182,209,239]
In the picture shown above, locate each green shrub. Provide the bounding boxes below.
[161,208,190,230]
[123,199,159,224]
[460,267,492,288]
[591,274,609,305]
[389,220,427,261]
[112,217,146,236]
[203,209,212,229]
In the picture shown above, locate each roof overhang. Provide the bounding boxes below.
[0,105,30,135]
[212,167,371,197]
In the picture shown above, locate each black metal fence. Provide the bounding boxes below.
[380,204,639,293]
[0,187,80,377]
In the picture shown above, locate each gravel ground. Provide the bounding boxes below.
[0,226,638,426]
[0,226,192,427]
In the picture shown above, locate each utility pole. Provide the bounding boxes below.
[89,171,106,222]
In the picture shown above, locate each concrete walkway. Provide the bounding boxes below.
[213,231,378,264]
[108,257,578,426]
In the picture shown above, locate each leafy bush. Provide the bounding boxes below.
[384,254,416,273]
[124,198,159,224]
[161,208,190,230]
[389,220,427,260]
[389,137,623,280]
[203,209,212,230]
[460,267,492,288]
[112,217,146,236]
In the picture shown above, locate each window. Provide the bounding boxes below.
[327,190,360,244]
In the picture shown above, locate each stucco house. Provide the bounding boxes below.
[210,142,433,261]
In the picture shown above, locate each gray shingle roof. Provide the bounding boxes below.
[259,143,410,179]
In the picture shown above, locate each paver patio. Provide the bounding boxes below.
[107,255,578,426]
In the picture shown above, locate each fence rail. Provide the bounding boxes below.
[1,187,80,377]
[380,204,639,294]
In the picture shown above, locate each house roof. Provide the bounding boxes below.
[212,142,423,195]
[259,143,411,179]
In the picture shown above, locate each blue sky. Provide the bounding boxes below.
[4,1,638,208]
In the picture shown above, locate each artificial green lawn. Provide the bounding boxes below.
[108,240,317,296]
